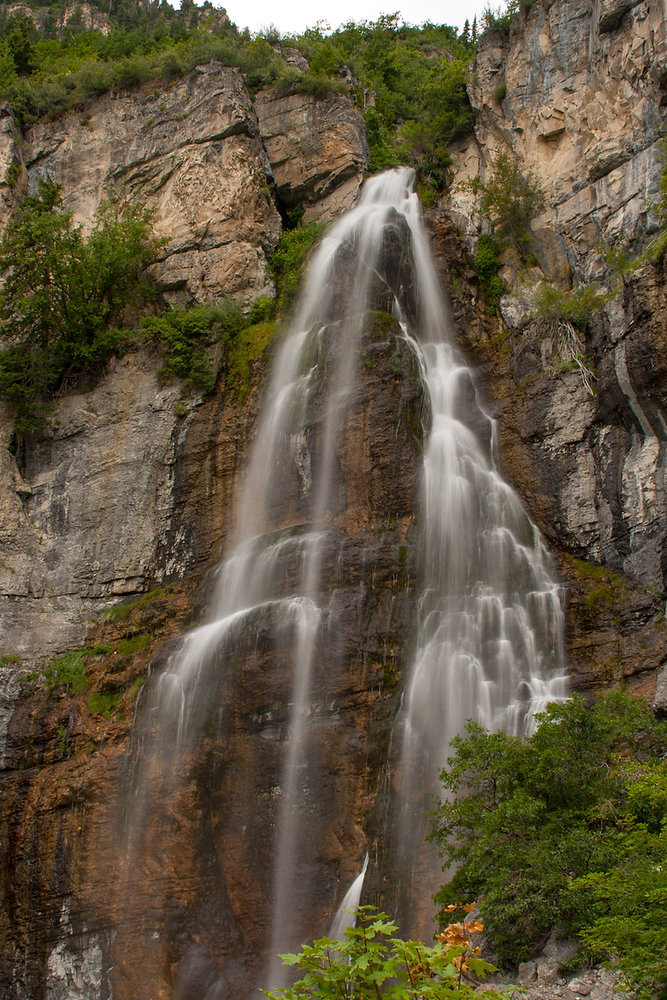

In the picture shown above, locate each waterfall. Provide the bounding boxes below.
[390,210,567,933]
[119,167,566,997]
[329,853,369,942]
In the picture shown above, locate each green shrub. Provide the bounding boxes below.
[268,221,327,316]
[430,692,667,993]
[42,650,89,695]
[473,233,504,313]
[0,178,162,432]
[227,321,278,401]
[479,152,544,256]
[533,282,608,332]
[114,632,154,656]
[88,690,122,716]
[141,303,246,393]
[262,905,504,1000]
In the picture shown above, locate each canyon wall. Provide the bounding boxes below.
[0,2,665,996]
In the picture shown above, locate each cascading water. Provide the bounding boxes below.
[390,215,567,935]
[119,167,566,998]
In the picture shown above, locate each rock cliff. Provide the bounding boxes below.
[0,3,666,998]
[441,0,666,703]
[0,63,367,660]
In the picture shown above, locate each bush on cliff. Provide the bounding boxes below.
[291,16,475,191]
[477,152,544,257]
[429,692,667,999]
[0,177,161,430]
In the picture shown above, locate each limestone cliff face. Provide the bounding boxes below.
[442,0,667,703]
[18,63,280,307]
[0,63,367,307]
[255,88,368,221]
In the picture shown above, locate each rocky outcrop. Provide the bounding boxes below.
[255,88,367,222]
[19,63,282,307]
[0,66,368,307]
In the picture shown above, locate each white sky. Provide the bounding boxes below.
[218,0,489,36]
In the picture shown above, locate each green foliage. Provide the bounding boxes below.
[104,585,171,623]
[0,654,21,666]
[114,632,154,656]
[430,692,667,992]
[88,690,122,717]
[575,766,667,1000]
[568,557,628,620]
[127,675,147,702]
[473,233,504,313]
[0,6,285,124]
[0,7,475,200]
[42,650,89,695]
[268,221,327,316]
[532,282,608,333]
[479,152,545,256]
[481,6,513,34]
[0,178,161,431]
[227,321,278,401]
[262,906,503,1000]
[141,302,247,393]
[292,16,474,192]
[480,0,538,36]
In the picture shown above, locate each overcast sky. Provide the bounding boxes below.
[219,0,490,36]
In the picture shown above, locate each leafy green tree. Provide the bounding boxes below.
[262,906,504,1000]
[429,692,667,993]
[575,761,667,1000]
[7,16,35,75]
[0,177,161,430]
[473,233,504,313]
[479,152,544,256]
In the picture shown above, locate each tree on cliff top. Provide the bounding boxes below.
[0,177,162,430]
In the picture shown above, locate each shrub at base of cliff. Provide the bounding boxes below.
[262,906,506,1000]
[429,692,667,998]
[0,177,162,431]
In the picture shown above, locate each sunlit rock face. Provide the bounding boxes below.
[254,87,368,222]
[17,63,282,307]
